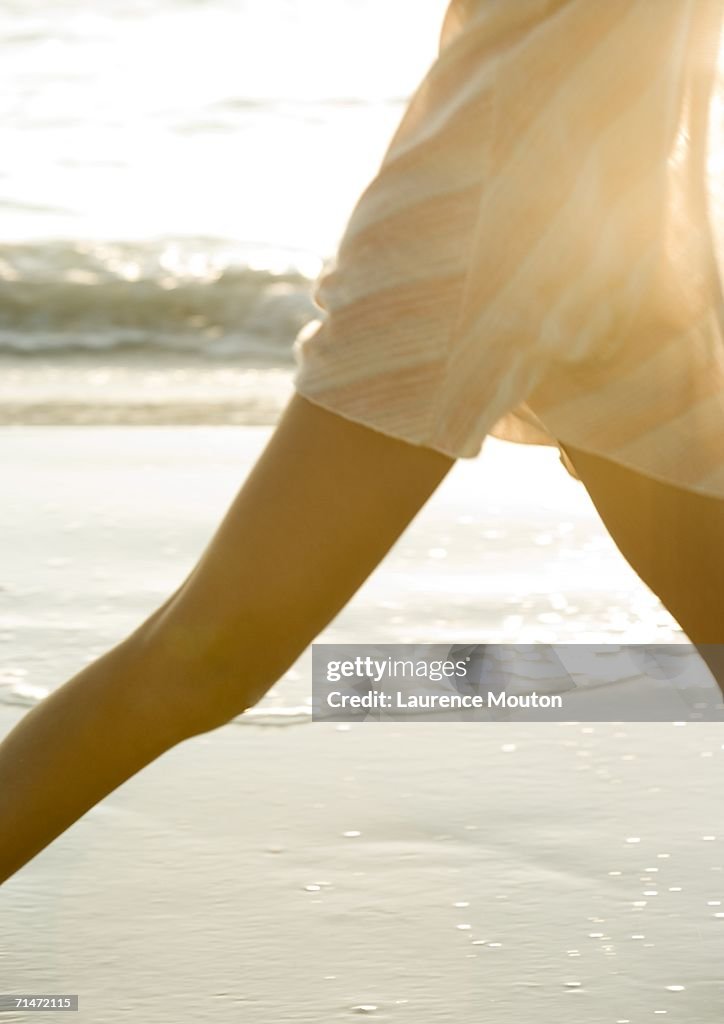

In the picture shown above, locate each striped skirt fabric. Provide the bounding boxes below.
[292,0,724,499]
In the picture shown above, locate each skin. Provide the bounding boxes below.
[0,395,721,884]
[562,443,724,683]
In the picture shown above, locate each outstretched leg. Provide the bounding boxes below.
[561,442,724,690]
[0,394,454,883]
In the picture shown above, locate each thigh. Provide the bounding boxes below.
[561,442,724,648]
[140,393,456,715]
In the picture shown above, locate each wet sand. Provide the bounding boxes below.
[1,427,722,1022]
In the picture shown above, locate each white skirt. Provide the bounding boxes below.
[293,0,724,499]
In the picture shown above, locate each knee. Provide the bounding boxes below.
[134,611,299,738]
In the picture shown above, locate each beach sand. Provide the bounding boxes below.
[1,426,723,1022]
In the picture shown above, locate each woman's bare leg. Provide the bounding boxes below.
[561,443,724,690]
[0,394,454,883]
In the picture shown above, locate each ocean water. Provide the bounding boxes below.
[1,0,712,721]
[1,0,447,399]
[0,427,697,723]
